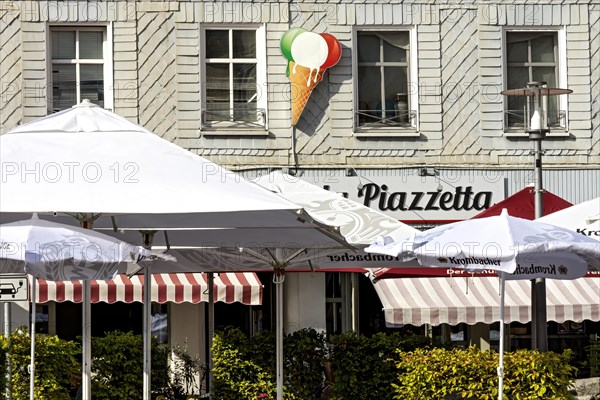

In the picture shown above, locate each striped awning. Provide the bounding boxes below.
[34,272,262,306]
[373,277,600,327]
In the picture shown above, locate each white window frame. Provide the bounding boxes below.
[502,27,568,136]
[352,25,419,137]
[199,24,268,132]
[47,24,113,113]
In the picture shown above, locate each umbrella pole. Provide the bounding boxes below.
[29,277,36,400]
[82,280,91,399]
[207,272,214,393]
[498,273,506,400]
[143,266,151,400]
[141,232,155,400]
[275,270,284,400]
[5,302,12,400]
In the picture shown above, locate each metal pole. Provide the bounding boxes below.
[207,272,214,393]
[29,277,36,400]
[5,302,12,400]
[143,267,151,399]
[531,136,548,351]
[274,266,285,400]
[141,231,155,400]
[498,273,506,400]
[82,280,91,400]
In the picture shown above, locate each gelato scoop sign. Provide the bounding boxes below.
[280,28,342,125]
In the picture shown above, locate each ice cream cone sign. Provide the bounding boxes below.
[280,28,342,125]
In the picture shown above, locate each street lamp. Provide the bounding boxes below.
[501,82,572,351]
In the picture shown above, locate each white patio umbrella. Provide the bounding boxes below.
[0,214,163,400]
[0,101,338,400]
[144,170,421,400]
[537,197,600,240]
[365,209,600,400]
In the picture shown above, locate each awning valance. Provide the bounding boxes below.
[34,272,262,306]
[373,277,600,327]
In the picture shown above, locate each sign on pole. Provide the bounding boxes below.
[0,276,29,302]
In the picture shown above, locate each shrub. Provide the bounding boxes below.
[211,327,277,400]
[1,328,80,400]
[211,327,327,400]
[393,346,576,400]
[90,331,170,400]
[330,331,436,400]
[587,341,600,377]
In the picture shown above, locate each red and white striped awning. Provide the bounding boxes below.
[34,272,262,306]
[373,277,600,327]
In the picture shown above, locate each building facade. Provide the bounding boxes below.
[1,0,599,378]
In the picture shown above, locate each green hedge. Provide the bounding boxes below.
[90,331,170,400]
[330,331,437,400]
[393,346,577,400]
[211,327,327,400]
[0,328,80,400]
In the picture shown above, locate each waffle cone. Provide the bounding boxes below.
[289,61,325,125]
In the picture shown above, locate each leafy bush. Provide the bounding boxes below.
[393,346,576,399]
[211,326,277,399]
[283,328,327,399]
[90,331,170,400]
[330,331,436,400]
[211,327,327,400]
[1,328,80,400]
[587,341,600,377]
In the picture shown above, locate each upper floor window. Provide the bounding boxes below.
[354,29,417,132]
[504,30,567,132]
[49,26,112,113]
[201,26,267,130]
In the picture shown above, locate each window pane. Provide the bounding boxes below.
[80,64,104,108]
[233,64,257,121]
[531,34,555,63]
[233,30,256,58]
[206,30,229,58]
[52,31,75,59]
[507,37,528,63]
[358,33,379,62]
[325,273,342,298]
[206,63,230,120]
[52,64,76,111]
[358,66,381,115]
[79,31,103,59]
[507,66,529,90]
[384,66,408,103]
[532,67,556,87]
[382,32,408,62]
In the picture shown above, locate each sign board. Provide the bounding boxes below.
[0,275,29,302]
[283,170,506,221]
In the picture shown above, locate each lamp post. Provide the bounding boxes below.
[501,82,572,351]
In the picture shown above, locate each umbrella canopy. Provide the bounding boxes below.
[0,100,311,233]
[0,215,157,280]
[537,197,600,240]
[366,209,600,275]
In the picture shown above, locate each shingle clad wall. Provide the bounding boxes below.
[0,1,597,169]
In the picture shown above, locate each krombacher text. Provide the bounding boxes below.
[358,183,492,212]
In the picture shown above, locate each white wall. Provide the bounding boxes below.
[283,272,326,334]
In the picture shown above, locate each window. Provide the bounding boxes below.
[325,273,356,339]
[354,29,416,131]
[151,303,168,344]
[49,26,112,113]
[201,26,267,129]
[504,30,567,131]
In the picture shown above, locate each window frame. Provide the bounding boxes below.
[352,26,419,137]
[502,27,569,136]
[199,24,268,133]
[46,24,113,113]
